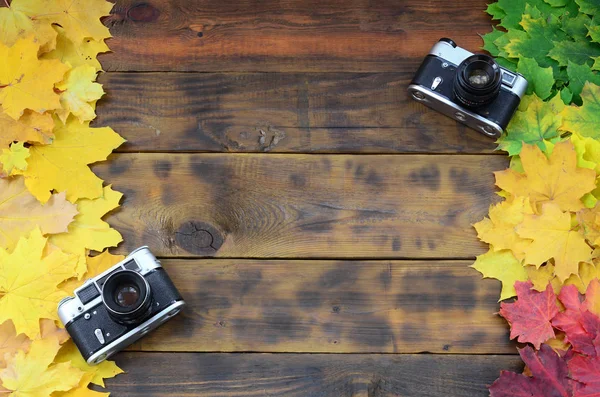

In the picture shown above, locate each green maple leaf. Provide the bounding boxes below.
[517,57,555,99]
[566,61,600,103]
[561,82,600,138]
[497,94,565,156]
[560,11,592,40]
[549,39,600,66]
[588,17,600,43]
[575,0,600,15]
[505,11,567,70]
[497,0,567,30]
[594,57,600,70]
[544,0,570,6]
[561,87,574,104]
[481,27,504,56]
[486,2,506,21]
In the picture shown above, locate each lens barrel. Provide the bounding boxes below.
[102,270,152,324]
[453,54,502,109]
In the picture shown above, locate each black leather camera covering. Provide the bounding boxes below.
[66,268,183,361]
[411,55,521,129]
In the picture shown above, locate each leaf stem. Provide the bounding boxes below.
[2,0,9,8]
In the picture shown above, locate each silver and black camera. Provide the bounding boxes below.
[408,38,528,138]
[58,247,185,365]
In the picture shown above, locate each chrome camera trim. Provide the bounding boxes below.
[88,300,185,365]
[408,84,503,138]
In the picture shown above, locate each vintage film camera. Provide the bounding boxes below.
[58,247,185,365]
[408,38,528,138]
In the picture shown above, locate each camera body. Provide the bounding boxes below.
[408,38,528,138]
[58,247,185,365]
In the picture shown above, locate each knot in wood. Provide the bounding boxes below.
[175,221,224,255]
[127,3,160,22]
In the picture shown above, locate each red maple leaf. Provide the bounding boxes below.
[552,284,600,356]
[569,336,600,397]
[500,281,559,349]
[489,344,574,397]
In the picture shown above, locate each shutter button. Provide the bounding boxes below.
[94,328,105,344]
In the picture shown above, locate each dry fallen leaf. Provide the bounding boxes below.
[0,334,83,396]
[0,109,54,147]
[0,320,30,369]
[517,203,592,281]
[0,36,69,120]
[495,141,597,212]
[19,117,125,204]
[0,142,29,176]
[0,228,77,338]
[55,65,104,123]
[0,176,77,251]
[55,340,123,388]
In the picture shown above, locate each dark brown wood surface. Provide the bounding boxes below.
[106,353,523,396]
[97,0,513,395]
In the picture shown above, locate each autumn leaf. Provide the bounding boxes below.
[12,0,113,44]
[0,228,77,338]
[499,281,559,349]
[0,335,82,396]
[60,250,124,295]
[0,109,54,147]
[20,117,125,204]
[0,320,30,369]
[579,205,600,247]
[489,344,574,397]
[517,203,592,281]
[55,340,123,387]
[495,141,597,213]
[53,373,110,397]
[0,36,69,120]
[473,196,534,260]
[552,283,600,356]
[568,336,600,396]
[0,142,29,176]
[561,82,600,139]
[496,94,564,156]
[0,6,57,53]
[50,185,123,278]
[55,65,104,123]
[471,249,528,301]
[0,176,77,251]
[43,27,110,72]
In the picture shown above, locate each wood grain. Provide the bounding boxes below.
[102,0,492,72]
[93,153,505,258]
[124,259,513,354]
[96,73,497,153]
[107,352,522,396]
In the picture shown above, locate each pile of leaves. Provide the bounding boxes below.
[0,0,126,394]
[473,0,600,395]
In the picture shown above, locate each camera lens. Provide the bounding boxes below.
[453,54,502,109]
[102,270,152,324]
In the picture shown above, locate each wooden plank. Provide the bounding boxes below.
[123,259,513,354]
[102,0,492,72]
[106,352,522,396]
[96,73,497,154]
[94,153,505,258]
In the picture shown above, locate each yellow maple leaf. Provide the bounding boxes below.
[495,141,597,212]
[0,228,77,338]
[20,117,125,203]
[0,320,30,369]
[59,250,124,294]
[517,203,592,282]
[471,249,528,301]
[53,373,109,397]
[0,176,77,251]
[526,263,561,293]
[55,340,123,388]
[0,36,69,120]
[0,109,54,147]
[473,196,534,261]
[55,65,104,123]
[0,335,83,396]
[50,185,123,278]
[0,142,29,176]
[43,27,110,72]
[578,204,600,247]
[12,0,113,44]
[0,6,56,53]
